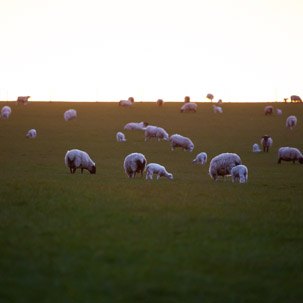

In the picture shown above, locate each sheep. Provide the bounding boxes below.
[276,109,282,115]
[277,147,303,164]
[180,103,197,112]
[124,152,147,178]
[264,106,274,115]
[64,109,77,121]
[231,165,248,183]
[1,106,12,119]
[157,99,164,106]
[286,115,297,130]
[184,96,190,103]
[145,163,173,180]
[253,143,261,152]
[116,132,127,142]
[26,129,37,138]
[16,96,30,105]
[145,126,169,141]
[206,93,214,102]
[209,152,242,182]
[261,135,273,152]
[212,105,223,114]
[290,95,302,103]
[170,134,194,152]
[65,149,96,174]
[119,97,134,107]
[192,152,207,165]
[124,121,149,130]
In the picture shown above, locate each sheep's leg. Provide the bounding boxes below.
[157,174,161,180]
[278,158,281,164]
[223,176,226,182]
[70,167,73,174]
[81,168,83,174]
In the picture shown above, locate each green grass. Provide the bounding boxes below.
[0,101,303,303]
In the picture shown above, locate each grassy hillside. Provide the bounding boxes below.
[0,101,302,302]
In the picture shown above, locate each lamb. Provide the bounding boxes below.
[264,106,274,115]
[286,115,297,130]
[145,163,173,180]
[184,96,190,103]
[26,129,37,138]
[206,93,214,102]
[64,109,77,121]
[157,99,164,106]
[180,103,197,112]
[119,97,134,107]
[124,121,149,130]
[16,96,30,105]
[116,132,127,142]
[209,152,242,182]
[192,152,207,165]
[1,106,12,119]
[170,134,194,152]
[65,149,96,174]
[276,109,282,115]
[145,126,169,141]
[290,95,302,103]
[277,147,303,164]
[212,105,223,114]
[253,143,261,152]
[231,165,248,183]
[124,152,147,178]
[261,135,273,152]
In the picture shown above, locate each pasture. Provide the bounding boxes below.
[0,101,303,302]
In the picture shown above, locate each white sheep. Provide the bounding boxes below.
[64,109,77,121]
[277,147,303,164]
[65,149,96,174]
[231,165,248,183]
[145,126,169,141]
[261,135,273,152]
[192,152,207,165]
[264,106,274,115]
[119,99,133,107]
[145,163,173,180]
[252,143,261,152]
[180,103,197,112]
[212,105,223,114]
[26,129,37,138]
[170,134,194,152]
[124,152,147,178]
[1,106,12,119]
[17,96,30,105]
[124,121,149,130]
[276,109,282,115]
[116,132,127,142]
[209,152,242,182]
[286,115,297,130]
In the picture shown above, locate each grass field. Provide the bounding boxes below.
[0,101,303,303]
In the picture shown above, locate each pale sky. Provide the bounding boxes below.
[0,0,303,102]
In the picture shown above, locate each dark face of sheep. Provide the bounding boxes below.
[90,166,96,174]
[299,158,303,164]
[143,122,149,127]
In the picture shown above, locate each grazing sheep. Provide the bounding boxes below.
[253,143,261,152]
[192,152,207,165]
[64,109,77,121]
[286,115,297,130]
[276,109,282,115]
[261,135,273,152]
[145,163,173,180]
[180,103,197,112]
[209,152,242,182]
[145,126,169,141]
[26,129,37,138]
[290,95,302,103]
[212,105,223,114]
[116,132,127,142]
[278,147,303,164]
[206,93,214,102]
[170,134,194,152]
[1,106,12,119]
[231,165,248,183]
[65,149,96,174]
[157,99,164,106]
[124,121,149,130]
[124,152,147,178]
[264,106,274,115]
[184,96,190,103]
[17,96,30,105]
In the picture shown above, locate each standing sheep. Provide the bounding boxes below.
[145,163,173,180]
[124,121,149,130]
[145,126,169,141]
[277,147,303,164]
[252,143,261,152]
[212,105,223,114]
[124,153,147,178]
[209,153,242,182]
[119,97,134,107]
[261,135,273,152]
[180,103,197,112]
[264,106,274,115]
[290,95,302,103]
[231,165,248,183]
[64,109,77,121]
[116,132,127,142]
[65,149,96,174]
[17,96,30,105]
[1,106,12,119]
[286,116,297,130]
[170,134,194,152]
[26,129,37,138]
[192,152,207,165]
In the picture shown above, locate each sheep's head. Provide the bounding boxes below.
[299,157,303,164]
[168,173,173,180]
[90,166,96,174]
[189,144,194,152]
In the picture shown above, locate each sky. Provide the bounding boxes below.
[0,0,303,102]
